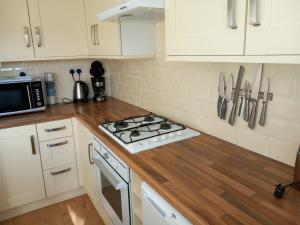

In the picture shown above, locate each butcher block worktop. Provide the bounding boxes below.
[0,98,299,225]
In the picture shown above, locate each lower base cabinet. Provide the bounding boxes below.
[0,125,45,212]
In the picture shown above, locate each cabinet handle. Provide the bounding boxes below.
[23,26,31,47]
[91,25,95,45]
[227,0,237,29]
[94,24,99,45]
[88,143,94,165]
[249,0,261,26]
[51,167,71,176]
[30,135,36,155]
[34,26,42,47]
[47,140,68,148]
[45,126,66,132]
[26,84,32,109]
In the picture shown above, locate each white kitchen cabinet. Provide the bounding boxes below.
[165,0,247,56]
[27,0,88,58]
[0,0,35,61]
[0,125,45,212]
[84,0,122,56]
[246,0,300,55]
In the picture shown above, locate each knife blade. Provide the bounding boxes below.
[219,74,233,120]
[248,64,263,129]
[243,82,251,122]
[238,81,247,117]
[259,78,269,126]
[217,73,225,117]
[228,66,244,125]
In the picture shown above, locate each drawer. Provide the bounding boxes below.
[44,163,79,197]
[37,119,73,141]
[40,136,76,170]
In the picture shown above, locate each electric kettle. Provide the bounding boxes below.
[73,81,89,102]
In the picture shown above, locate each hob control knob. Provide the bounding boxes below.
[161,135,167,140]
[169,133,175,138]
[152,137,159,142]
[176,131,183,136]
[103,153,109,159]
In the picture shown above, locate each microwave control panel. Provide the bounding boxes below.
[31,81,45,108]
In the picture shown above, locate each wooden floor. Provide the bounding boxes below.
[0,195,106,225]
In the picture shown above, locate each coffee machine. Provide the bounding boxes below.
[90,61,106,102]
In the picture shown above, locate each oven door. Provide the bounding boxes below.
[0,82,32,115]
[94,152,130,225]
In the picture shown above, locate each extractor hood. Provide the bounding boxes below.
[97,0,164,21]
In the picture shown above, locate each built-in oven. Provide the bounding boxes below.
[0,77,45,116]
[93,137,131,225]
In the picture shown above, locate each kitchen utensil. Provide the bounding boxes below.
[248,64,263,129]
[220,74,233,120]
[259,78,269,126]
[228,66,244,125]
[217,73,225,117]
[238,81,247,117]
[244,82,251,122]
[73,80,89,102]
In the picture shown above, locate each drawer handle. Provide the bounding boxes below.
[30,135,36,155]
[88,143,94,165]
[47,140,68,148]
[45,126,66,132]
[51,167,71,176]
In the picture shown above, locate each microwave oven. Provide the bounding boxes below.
[0,77,45,116]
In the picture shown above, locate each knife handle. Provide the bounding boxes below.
[220,98,228,120]
[228,101,238,126]
[259,101,267,126]
[244,98,250,122]
[248,100,258,129]
[217,95,222,117]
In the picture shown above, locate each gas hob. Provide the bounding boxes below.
[99,114,200,154]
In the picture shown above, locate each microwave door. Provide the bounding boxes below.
[0,83,32,114]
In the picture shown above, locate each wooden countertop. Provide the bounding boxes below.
[1,98,299,225]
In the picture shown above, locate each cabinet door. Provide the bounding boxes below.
[0,0,34,61]
[27,0,88,57]
[165,0,247,56]
[84,0,122,56]
[246,0,300,55]
[0,125,45,212]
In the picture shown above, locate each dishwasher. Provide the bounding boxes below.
[142,183,193,225]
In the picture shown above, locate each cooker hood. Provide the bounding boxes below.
[97,0,164,21]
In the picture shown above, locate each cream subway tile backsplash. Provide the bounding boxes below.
[103,22,300,166]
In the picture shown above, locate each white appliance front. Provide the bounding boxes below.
[94,151,130,225]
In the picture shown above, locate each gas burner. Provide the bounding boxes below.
[160,123,172,130]
[114,121,129,129]
[144,115,154,122]
[130,130,140,137]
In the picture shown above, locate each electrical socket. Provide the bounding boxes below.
[67,65,83,74]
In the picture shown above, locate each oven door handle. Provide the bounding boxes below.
[94,156,127,191]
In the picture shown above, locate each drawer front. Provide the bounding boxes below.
[37,119,73,141]
[44,163,79,197]
[40,136,76,170]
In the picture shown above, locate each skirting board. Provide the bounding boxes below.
[0,187,86,222]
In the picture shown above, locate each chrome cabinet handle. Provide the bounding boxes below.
[26,85,32,109]
[34,26,42,47]
[94,24,99,45]
[45,126,66,132]
[23,26,31,47]
[88,143,94,165]
[51,167,71,176]
[227,0,237,29]
[47,140,68,148]
[249,0,261,26]
[30,135,36,155]
[91,24,95,45]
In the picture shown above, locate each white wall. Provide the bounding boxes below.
[103,22,300,166]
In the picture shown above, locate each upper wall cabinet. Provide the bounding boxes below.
[0,0,35,61]
[165,0,247,55]
[27,0,88,58]
[84,0,122,56]
[246,0,300,55]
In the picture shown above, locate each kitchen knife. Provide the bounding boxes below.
[259,78,269,126]
[248,64,263,129]
[238,81,247,117]
[244,82,251,122]
[217,73,225,117]
[220,74,233,120]
[228,66,244,125]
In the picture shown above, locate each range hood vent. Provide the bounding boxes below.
[97,0,164,21]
